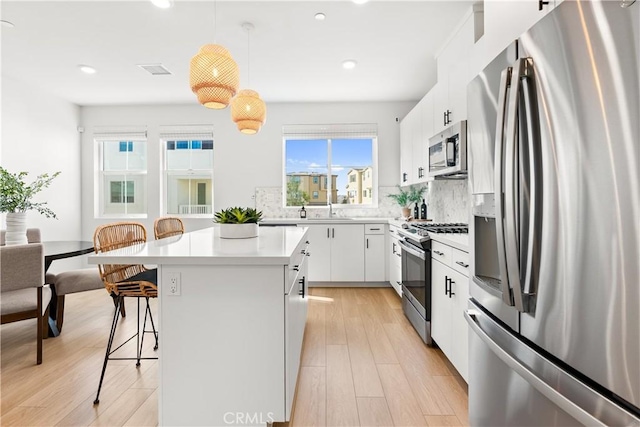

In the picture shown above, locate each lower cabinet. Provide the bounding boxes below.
[388,226,402,295]
[364,224,386,282]
[431,241,469,381]
[308,223,387,283]
[285,252,308,420]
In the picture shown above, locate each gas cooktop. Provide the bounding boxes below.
[411,222,469,234]
[398,222,469,243]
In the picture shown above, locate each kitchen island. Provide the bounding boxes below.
[88,226,309,426]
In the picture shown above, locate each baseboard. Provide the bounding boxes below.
[308,281,391,288]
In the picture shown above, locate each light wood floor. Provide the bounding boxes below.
[0,287,468,426]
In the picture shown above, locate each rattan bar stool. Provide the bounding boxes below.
[153,217,184,240]
[92,222,159,405]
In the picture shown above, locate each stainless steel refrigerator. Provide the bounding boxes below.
[466,1,639,425]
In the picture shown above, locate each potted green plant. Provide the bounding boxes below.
[213,207,263,239]
[0,167,61,245]
[388,185,412,218]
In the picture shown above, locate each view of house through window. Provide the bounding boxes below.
[163,138,213,215]
[284,131,376,207]
[98,137,147,216]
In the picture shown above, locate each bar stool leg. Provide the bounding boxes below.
[94,295,122,405]
[145,297,159,350]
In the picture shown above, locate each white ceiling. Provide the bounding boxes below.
[1,0,473,106]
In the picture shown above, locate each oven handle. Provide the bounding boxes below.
[398,239,426,261]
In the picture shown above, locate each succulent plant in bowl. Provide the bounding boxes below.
[214,207,263,238]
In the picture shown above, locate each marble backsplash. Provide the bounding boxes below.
[255,180,469,223]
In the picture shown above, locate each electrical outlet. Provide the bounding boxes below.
[167,272,181,296]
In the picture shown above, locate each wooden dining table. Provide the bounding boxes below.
[43,240,94,336]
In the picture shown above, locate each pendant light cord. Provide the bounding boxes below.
[213,0,217,43]
[247,27,251,87]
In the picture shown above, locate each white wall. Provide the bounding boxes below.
[1,74,82,243]
[80,101,414,237]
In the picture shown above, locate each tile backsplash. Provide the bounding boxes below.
[255,180,469,223]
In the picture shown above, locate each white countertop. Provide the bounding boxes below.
[261,217,392,225]
[88,226,309,266]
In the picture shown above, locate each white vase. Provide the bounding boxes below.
[5,212,28,245]
[218,223,259,239]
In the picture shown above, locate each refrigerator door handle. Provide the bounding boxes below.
[465,308,640,427]
[505,58,527,313]
[521,58,542,304]
[505,57,538,313]
[494,66,514,306]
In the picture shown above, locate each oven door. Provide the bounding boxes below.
[399,238,428,317]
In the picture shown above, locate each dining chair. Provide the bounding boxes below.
[0,239,51,365]
[153,216,184,240]
[92,222,158,404]
[47,268,105,333]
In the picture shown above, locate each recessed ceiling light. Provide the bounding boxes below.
[315,13,326,21]
[78,65,97,74]
[352,0,370,4]
[150,0,172,9]
[1,20,15,28]
[342,60,357,70]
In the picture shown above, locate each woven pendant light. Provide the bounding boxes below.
[231,89,267,134]
[190,44,239,109]
[231,22,267,134]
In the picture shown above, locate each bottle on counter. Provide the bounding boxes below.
[299,206,307,219]
[414,203,419,220]
[420,198,427,220]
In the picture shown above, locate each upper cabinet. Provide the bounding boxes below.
[400,94,433,187]
[432,12,475,134]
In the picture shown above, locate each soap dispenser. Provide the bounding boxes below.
[299,206,307,219]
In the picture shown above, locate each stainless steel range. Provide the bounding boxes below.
[397,222,468,345]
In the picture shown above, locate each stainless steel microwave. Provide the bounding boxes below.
[428,120,467,178]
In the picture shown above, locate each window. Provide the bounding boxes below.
[160,125,214,216]
[283,124,377,207]
[95,127,147,217]
[110,181,134,203]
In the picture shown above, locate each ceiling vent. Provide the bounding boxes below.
[138,64,172,76]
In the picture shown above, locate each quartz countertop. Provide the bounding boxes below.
[87,226,309,266]
[260,217,392,225]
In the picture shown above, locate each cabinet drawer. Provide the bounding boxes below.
[451,248,469,277]
[431,241,452,266]
[365,224,385,235]
[287,242,309,292]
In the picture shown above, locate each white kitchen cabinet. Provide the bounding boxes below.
[388,226,402,296]
[285,251,308,419]
[364,224,386,282]
[401,92,434,187]
[433,13,474,133]
[430,240,469,381]
[307,224,332,281]
[483,0,556,65]
[400,106,419,185]
[307,224,365,282]
[413,94,433,184]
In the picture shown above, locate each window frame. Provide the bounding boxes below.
[95,136,148,219]
[160,137,214,218]
[282,130,378,210]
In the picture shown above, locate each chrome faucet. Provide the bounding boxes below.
[328,203,334,217]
